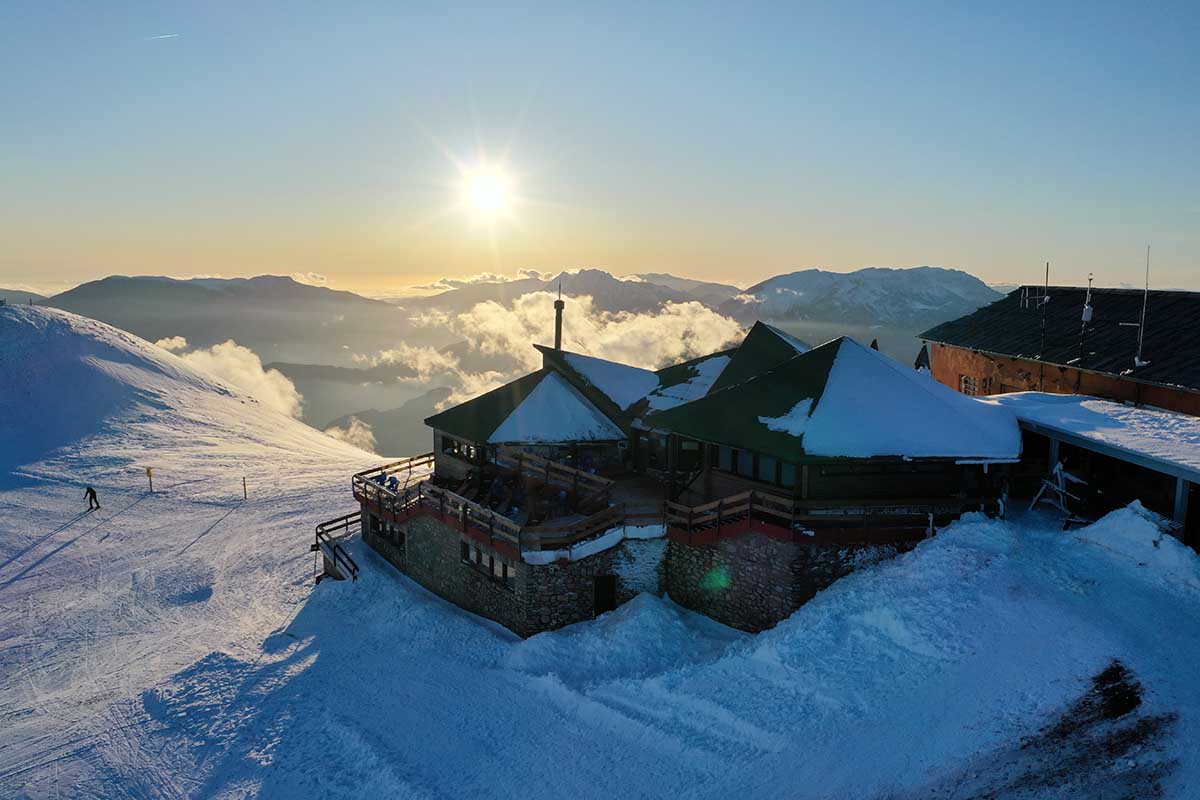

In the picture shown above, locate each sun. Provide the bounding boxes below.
[462,165,513,220]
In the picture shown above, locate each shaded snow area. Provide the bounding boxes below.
[488,371,624,443]
[644,354,730,412]
[504,595,745,688]
[985,392,1200,477]
[800,337,1021,460]
[5,305,1200,799]
[563,352,659,410]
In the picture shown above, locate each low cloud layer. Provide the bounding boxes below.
[173,340,304,418]
[356,291,745,408]
[324,416,377,453]
[432,291,744,372]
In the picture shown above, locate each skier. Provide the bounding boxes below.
[84,486,100,511]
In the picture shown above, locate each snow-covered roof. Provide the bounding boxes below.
[645,353,731,412]
[562,352,660,411]
[644,337,1022,462]
[983,392,1200,482]
[488,372,625,444]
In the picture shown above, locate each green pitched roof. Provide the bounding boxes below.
[641,336,1021,463]
[643,338,839,461]
[706,321,810,393]
[423,369,547,442]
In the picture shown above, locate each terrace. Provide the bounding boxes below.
[351,449,657,555]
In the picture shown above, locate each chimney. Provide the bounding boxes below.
[553,283,565,350]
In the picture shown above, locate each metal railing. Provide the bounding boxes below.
[313,510,362,581]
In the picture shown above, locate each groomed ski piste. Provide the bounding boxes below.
[2,305,1199,799]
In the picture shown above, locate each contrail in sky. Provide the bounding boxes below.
[146,33,180,40]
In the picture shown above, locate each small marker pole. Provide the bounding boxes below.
[243,477,248,500]
[146,467,154,493]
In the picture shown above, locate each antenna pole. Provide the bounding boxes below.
[1136,246,1150,365]
[1037,262,1049,390]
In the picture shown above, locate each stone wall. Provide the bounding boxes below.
[664,533,907,632]
[363,509,664,637]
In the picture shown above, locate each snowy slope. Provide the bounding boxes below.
[3,306,1200,799]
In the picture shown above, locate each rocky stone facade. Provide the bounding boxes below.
[361,506,918,636]
[362,509,663,637]
[663,533,910,632]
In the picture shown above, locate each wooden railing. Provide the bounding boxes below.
[522,504,627,550]
[352,462,627,551]
[354,452,435,486]
[495,447,614,499]
[665,489,990,540]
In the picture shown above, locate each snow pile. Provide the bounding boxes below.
[645,355,730,412]
[504,594,745,687]
[1073,502,1200,592]
[800,338,1021,459]
[490,372,625,443]
[986,392,1200,477]
[564,351,660,410]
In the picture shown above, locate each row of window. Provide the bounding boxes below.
[714,445,797,488]
[442,435,483,462]
[460,541,516,590]
[958,375,994,397]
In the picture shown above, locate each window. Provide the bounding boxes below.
[757,455,778,484]
[959,375,980,396]
[981,377,993,395]
[718,446,733,472]
[736,450,755,478]
[781,463,797,488]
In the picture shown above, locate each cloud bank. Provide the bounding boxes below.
[154,336,189,352]
[324,416,377,453]
[174,340,304,418]
[357,291,745,407]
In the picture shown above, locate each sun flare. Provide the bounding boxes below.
[462,165,513,220]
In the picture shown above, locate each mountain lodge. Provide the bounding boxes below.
[320,299,1026,636]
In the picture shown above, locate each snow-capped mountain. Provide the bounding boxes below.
[720,267,1003,328]
[628,273,743,306]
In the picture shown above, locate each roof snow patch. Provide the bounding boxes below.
[563,352,659,410]
[759,397,814,436]
[489,372,625,444]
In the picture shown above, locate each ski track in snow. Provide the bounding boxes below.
[4,306,1200,798]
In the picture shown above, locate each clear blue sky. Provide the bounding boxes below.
[1,1,1197,294]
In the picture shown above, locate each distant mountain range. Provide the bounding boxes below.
[0,288,45,305]
[719,267,1002,330]
[42,275,422,366]
[31,266,1004,432]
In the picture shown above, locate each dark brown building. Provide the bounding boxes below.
[920,286,1200,416]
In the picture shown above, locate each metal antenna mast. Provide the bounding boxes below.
[1136,246,1150,367]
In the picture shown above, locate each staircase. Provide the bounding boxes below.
[312,511,361,582]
